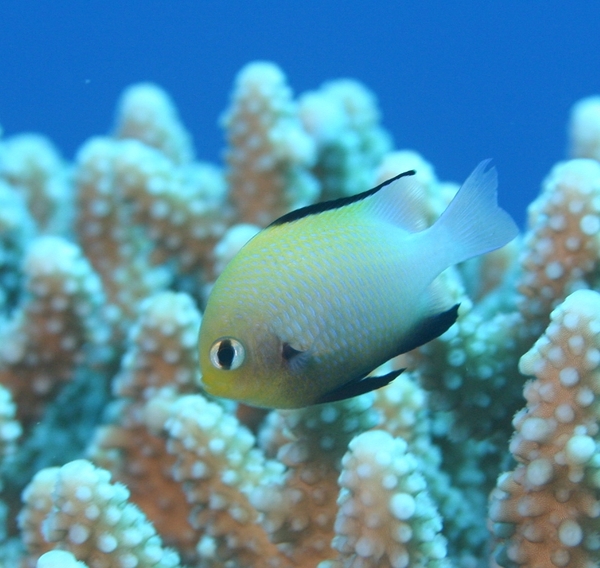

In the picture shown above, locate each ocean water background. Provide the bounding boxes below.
[1,1,599,227]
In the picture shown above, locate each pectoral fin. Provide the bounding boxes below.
[282,342,304,361]
[281,341,311,374]
[316,368,405,404]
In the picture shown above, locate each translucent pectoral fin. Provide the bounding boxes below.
[281,341,311,374]
[316,368,405,404]
[282,342,304,360]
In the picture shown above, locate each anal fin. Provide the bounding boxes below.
[312,304,459,405]
[397,303,460,355]
[316,368,405,404]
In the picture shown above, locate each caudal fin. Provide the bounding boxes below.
[430,160,519,266]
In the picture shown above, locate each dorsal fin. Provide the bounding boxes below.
[360,174,428,232]
[268,170,416,227]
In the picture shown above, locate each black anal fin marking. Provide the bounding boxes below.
[316,368,405,404]
[396,303,460,355]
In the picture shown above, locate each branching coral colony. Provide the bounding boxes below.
[1,62,600,568]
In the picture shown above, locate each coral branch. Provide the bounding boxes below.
[0,236,109,426]
[322,429,449,568]
[33,460,181,568]
[490,290,600,567]
[223,61,319,225]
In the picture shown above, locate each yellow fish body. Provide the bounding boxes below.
[198,161,518,408]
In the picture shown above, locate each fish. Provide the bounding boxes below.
[198,160,519,408]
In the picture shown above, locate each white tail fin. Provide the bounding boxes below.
[429,160,519,266]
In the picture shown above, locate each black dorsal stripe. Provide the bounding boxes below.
[268,169,416,227]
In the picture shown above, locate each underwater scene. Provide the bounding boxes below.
[2,2,600,567]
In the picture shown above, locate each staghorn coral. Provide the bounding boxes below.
[0,179,36,314]
[0,133,72,235]
[0,235,110,427]
[164,394,289,567]
[321,429,450,568]
[298,78,391,201]
[20,459,181,568]
[36,550,90,568]
[223,61,319,226]
[569,96,600,162]
[489,290,600,567]
[252,396,380,565]
[87,291,202,562]
[74,137,171,336]
[1,60,600,567]
[0,385,20,468]
[113,83,195,165]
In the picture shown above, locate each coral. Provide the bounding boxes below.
[20,460,181,568]
[74,137,171,335]
[517,159,600,336]
[223,61,319,226]
[253,396,380,565]
[0,384,20,461]
[0,133,72,235]
[298,79,391,200]
[36,550,89,568]
[113,83,194,165]
[165,394,289,567]
[0,235,110,427]
[569,96,600,161]
[2,60,600,568]
[0,178,36,313]
[490,290,600,567]
[320,430,449,568]
[88,291,202,563]
[111,139,230,292]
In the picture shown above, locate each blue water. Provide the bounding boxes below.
[2,1,599,227]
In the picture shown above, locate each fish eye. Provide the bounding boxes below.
[209,337,245,371]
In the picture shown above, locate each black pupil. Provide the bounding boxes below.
[217,339,235,369]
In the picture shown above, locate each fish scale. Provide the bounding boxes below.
[261,222,409,356]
